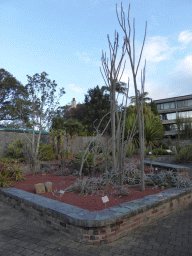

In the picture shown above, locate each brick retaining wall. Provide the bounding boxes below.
[0,187,191,245]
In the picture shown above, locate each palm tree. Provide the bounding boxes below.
[125,104,164,149]
[101,81,127,95]
[130,91,151,105]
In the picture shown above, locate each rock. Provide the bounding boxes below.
[45,181,52,192]
[34,183,45,193]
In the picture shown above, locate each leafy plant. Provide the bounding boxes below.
[0,158,24,164]
[152,148,168,155]
[6,138,25,159]
[150,170,191,188]
[7,165,26,182]
[173,145,192,163]
[39,143,55,161]
[167,137,172,148]
[175,142,182,154]
[0,163,26,187]
[0,162,13,187]
[158,141,169,150]
[74,151,97,170]
[60,150,73,160]
[111,184,130,196]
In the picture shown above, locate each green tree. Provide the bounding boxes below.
[129,91,151,105]
[51,116,66,130]
[125,103,164,149]
[56,104,71,121]
[0,68,30,125]
[176,116,192,140]
[72,85,111,135]
[24,72,65,174]
[149,100,159,116]
[65,119,83,136]
[101,81,127,95]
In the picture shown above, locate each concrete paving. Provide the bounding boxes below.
[0,199,192,256]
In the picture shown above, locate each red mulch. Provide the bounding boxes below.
[8,161,170,211]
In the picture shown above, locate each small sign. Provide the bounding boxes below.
[102,196,109,203]
[59,190,65,195]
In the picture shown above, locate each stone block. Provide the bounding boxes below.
[34,183,45,193]
[45,181,52,192]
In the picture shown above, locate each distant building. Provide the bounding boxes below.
[67,98,82,118]
[154,94,192,138]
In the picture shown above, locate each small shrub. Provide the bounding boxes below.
[39,143,55,161]
[152,148,168,155]
[0,163,26,187]
[78,131,88,136]
[0,162,13,187]
[158,142,168,149]
[6,138,25,159]
[7,165,26,182]
[60,150,73,159]
[173,145,192,163]
[126,148,133,157]
[175,142,182,154]
[167,137,172,148]
[74,151,97,170]
[0,158,24,164]
[150,170,191,188]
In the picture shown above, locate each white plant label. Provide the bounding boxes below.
[59,190,65,195]
[102,196,109,203]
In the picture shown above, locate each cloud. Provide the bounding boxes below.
[67,84,86,93]
[75,51,91,62]
[143,36,172,62]
[174,54,192,75]
[178,30,192,45]
[161,54,192,98]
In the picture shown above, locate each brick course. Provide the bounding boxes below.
[0,187,192,245]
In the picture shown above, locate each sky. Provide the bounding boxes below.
[0,0,192,108]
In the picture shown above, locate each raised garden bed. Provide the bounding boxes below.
[0,185,192,245]
[0,159,192,245]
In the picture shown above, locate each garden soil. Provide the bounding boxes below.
[8,165,170,211]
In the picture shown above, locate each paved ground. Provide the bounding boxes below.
[0,200,192,256]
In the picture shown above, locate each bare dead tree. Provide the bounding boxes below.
[100,31,126,169]
[115,78,138,186]
[78,112,111,180]
[116,2,147,191]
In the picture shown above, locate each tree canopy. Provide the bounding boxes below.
[0,68,30,125]
[129,91,151,105]
[101,81,127,95]
[72,85,111,135]
[26,71,65,131]
[125,103,164,148]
